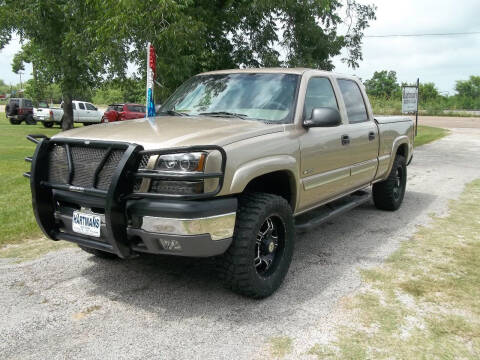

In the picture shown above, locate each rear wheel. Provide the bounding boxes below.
[78,245,118,259]
[43,121,54,128]
[217,193,294,298]
[25,114,36,125]
[373,155,407,211]
[9,118,21,125]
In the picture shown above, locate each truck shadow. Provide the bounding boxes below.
[81,189,436,325]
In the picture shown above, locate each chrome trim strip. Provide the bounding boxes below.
[351,159,378,176]
[141,212,236,241]
[303,167,350,191]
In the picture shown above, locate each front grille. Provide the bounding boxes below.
[47,144,125,190]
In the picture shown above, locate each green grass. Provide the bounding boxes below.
[0,115,62,246]
[269,336,293,358]
[415,125,450,147]
[309,179,480,359]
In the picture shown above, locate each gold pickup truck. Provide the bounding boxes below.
[25,68,414,298]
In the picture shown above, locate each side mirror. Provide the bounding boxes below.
[304,107,341,128]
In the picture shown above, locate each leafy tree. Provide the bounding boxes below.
[126,0,376,100]
[455,76,480,99]
[418,82,439,104]
[364,70,400,99]
[0,0,138,129]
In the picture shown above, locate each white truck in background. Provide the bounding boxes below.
[36,100,103,127]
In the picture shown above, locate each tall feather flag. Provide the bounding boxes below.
[146,42,156,118]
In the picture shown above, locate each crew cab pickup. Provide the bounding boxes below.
[39,100,103,127]
[25,68,414,298]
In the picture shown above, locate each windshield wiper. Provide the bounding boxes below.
[199,111,248,119]
[162,110,190,116]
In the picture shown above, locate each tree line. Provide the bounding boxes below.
[364,70,480,111]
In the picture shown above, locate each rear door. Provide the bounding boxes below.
[336,79,378,189]
[298,76,353,210]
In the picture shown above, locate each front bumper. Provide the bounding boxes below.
[25,135,231,258]
[52,191,236,257]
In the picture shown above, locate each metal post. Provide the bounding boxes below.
[415,78,419,136]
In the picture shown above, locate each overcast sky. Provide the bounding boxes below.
[1,0,478,93]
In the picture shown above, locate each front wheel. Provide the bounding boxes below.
[217,193,294,299]
[373,155,407,211]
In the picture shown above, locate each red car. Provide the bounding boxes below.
[102,103,146,122]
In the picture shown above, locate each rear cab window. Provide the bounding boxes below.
[337,79,369,124]
[78,102,85,110]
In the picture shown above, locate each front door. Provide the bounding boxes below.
[298,77,353,211]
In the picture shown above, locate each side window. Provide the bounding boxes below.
[72,103,76,110]
[78,102,85,110]
[304,77,338,119]
[337,79,368,123]
[85,103,96,110]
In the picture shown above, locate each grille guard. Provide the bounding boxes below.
[24,134,227,258]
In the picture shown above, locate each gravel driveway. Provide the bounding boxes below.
[1,127,480,360]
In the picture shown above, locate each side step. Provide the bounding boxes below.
[295,190,372,232]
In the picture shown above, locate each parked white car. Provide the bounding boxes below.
[37,100,103,127]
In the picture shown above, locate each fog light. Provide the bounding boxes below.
[159,238,182,251]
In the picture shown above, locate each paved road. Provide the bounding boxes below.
[1,128,480,359]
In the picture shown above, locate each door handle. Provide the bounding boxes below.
[341,135,350,145]
[368,131,376,141]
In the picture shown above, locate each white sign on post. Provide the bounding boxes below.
[402,86,418,113]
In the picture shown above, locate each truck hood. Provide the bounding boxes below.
[53,116,284,149]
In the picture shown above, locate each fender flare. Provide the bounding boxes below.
[385,136,411,176]
[229,155,299,207]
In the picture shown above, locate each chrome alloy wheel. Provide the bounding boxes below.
[254,215,286,276]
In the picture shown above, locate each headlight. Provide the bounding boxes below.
[156,152,206,172]
[133,147,224,198]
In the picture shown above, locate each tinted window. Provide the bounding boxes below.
[72,103,76,110]
[85,103,96,110]
[38,101,48,108]
[304,77,338,119]
[78,102,85,110]
[127,105,146,113]
[337,79,368,123]
[23,99,33,107]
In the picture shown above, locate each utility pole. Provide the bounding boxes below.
[415,78,419,136]
[18,71,24,95]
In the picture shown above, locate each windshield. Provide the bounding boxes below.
[160,73,299,123]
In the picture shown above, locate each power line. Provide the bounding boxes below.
[365,31,480,38]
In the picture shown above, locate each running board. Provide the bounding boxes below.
[295,191,372,232]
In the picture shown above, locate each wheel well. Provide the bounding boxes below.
[396,143,408,158]
[243,171,296,208]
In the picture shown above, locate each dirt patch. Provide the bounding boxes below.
[416,115,480,129]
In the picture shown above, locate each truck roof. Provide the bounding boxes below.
[198,67,360,82]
